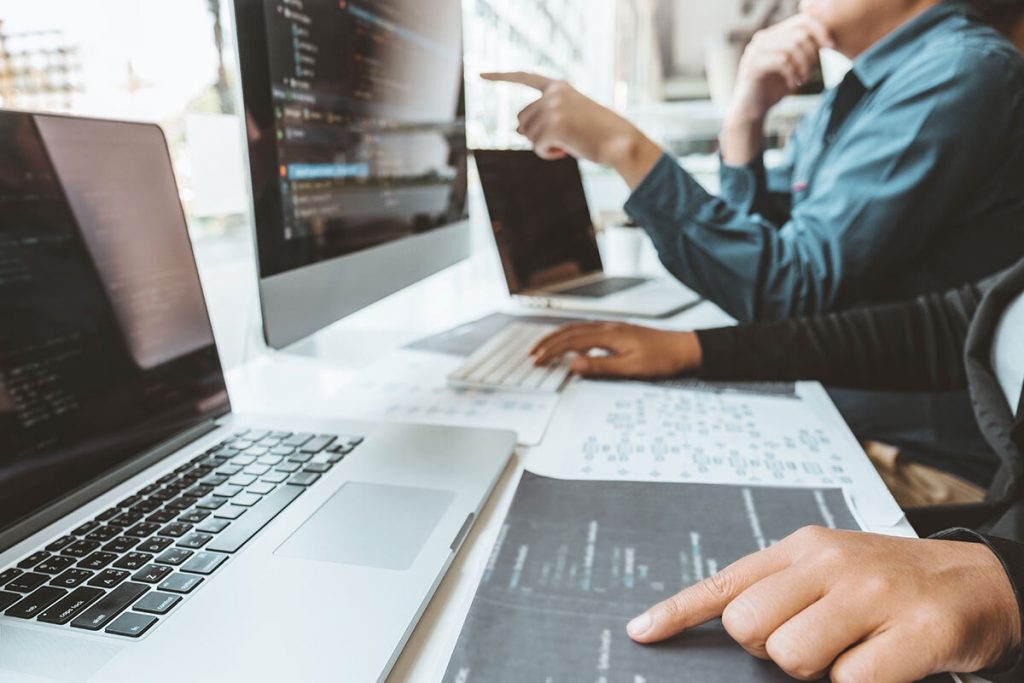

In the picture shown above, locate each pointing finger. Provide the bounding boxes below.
[481,71,556,91]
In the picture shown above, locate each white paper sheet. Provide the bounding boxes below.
[526,379,904,526]
[327,351,560,446]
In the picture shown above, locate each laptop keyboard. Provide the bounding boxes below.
[556,276,649,298]
[0,427,362,638]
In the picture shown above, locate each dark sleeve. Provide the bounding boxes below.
[694,282,984,392]
[930,528,1024,681]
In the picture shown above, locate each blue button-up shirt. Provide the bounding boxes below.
[624,1,1024,322]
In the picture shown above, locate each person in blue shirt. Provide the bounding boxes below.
[485,0,1024,496]
[484,0,1024,321]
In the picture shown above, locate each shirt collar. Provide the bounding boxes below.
[852,1,977,89]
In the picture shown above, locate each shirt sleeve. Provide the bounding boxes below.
[929,528,1024,682]
[625,49,1017,323]
[717,111,813,227]
[692,280,986,392]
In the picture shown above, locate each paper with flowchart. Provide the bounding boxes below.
[525,379,904,526]
[327,350,559,446]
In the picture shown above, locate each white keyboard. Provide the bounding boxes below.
[447,322,573,393]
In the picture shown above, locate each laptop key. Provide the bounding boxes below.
[288,472,321,487]
[176,532,213,549]
[36,555,75,574]
[114,552,154,570]
[147,509,177,524]
[178,509,209,524]
[45,535,75,552]
[106,611,159,638]
[37,586,105,625]
[132,564,173,584]
[211,484,242,498]
[103,536,140,554]
[215,464,243,476]
[71,582,149,631]
[133,591,180,615]
[94,507,120,522]
[195,496,227,511]
[84,525,121,542]
[110,512,144,526]
[72,521,99,536]
[304,463,331,474]
[247,482,276,496]
[5,586,67,619]
[261,471,288,484]
[78,552,118,570]
[155,548,193,566]
[0,591,21,610]
[88,569,130,589]
[0,568,23,586]
[158,573,203,594]
[275,462,301,474]
[50,569,94,589]
[195,518,231,534]
[17,551,50,569]
[213,505,246,520]
[231,493,262,507]
[300,435,335,453]
[282,432,314,447]
[8,572,48,592]
[124,522,162,538]
[159,522,192,538]
[136,537,174,553]
[61,540,100,558]
[207,484,303,553]
[228,474,258,487]
[181,551,228,575]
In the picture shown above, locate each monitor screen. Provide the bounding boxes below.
[474,150,602,293]
[235,0,468,279]
[0,113,229,538]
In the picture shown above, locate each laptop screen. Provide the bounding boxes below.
[474,150,602,294]
[0,113,230,539]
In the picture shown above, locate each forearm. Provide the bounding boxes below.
[692,284,982,392]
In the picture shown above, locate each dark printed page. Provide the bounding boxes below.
[444,472,861,682]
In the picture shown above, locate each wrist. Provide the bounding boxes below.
[720,112,766,167]
[602,127,662,190]
[669,331,703,374]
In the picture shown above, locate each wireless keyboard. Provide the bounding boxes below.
[448,322,572,393]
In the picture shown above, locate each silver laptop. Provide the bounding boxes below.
[474,149,701,318]
[0,112,514,683]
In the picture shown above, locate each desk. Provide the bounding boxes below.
[210,227,963,681]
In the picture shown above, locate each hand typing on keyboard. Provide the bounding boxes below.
[530,322,703,379]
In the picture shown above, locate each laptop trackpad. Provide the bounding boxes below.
[275,482,455,571]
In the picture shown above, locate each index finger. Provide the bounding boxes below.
[480,71,555,91]
[627,543,792,644]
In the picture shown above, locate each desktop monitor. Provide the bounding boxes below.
[232,0,470,348]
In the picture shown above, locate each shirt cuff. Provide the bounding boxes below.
[718,153,766,213]
[930,528,1024,681]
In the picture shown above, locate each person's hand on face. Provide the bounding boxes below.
[529,322,702,379]
[628,527,1022,683]
[479,72,663,187]
[728,14,835,125]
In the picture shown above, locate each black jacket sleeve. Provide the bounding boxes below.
[930,528,1024,681]
[694,283,985,392]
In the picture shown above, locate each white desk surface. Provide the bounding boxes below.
[208,232,949,682]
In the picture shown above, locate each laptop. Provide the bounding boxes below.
[0,112,514,683]
[474,149,700,317]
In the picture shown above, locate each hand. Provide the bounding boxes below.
[529,322,702,379]
[627,527,1022,682]
[480,72,663,188]
[721,14,834,165]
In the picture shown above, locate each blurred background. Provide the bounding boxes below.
[0,0,845,366]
